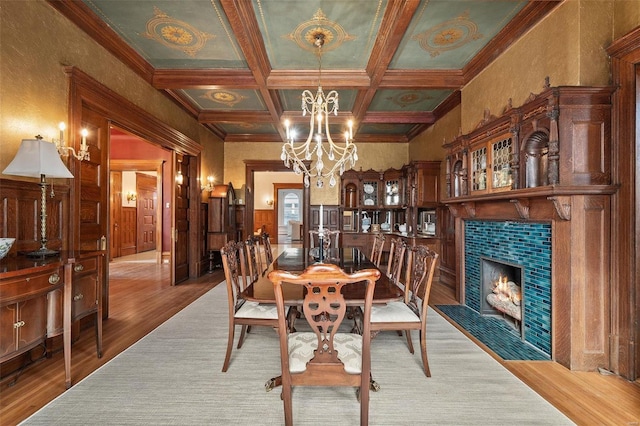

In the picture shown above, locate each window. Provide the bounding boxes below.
[282,192,301,224]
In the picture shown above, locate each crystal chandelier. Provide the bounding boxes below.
[281,33,358,188]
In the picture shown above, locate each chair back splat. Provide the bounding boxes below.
[386,237,407,285]
[370,233,386,267]
[268,264,380,426]
[309,229,341,250]
[261,232,274,266]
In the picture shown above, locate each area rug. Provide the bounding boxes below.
[22,283,573,425]
[436,304,550,361]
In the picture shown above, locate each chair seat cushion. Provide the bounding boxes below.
[371,301,420,323]
[288,332,363,374]
[235,301,278,319]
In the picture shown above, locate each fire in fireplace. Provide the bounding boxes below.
[480,257,524,338]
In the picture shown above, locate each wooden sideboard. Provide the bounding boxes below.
[0,256,71,387]
[0,250,104,388]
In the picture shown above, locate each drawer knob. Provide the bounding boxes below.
[74,264,84,272]
[13,320,25,329]
[49,273,60,284]
[73,293,84,301]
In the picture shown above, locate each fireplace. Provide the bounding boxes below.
[465,220,552,356]
[480,257,524,339]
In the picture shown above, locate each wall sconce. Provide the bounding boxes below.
[201,175,214,192]
[2,136,74,257]
[53,122,90,161]
[176,170,184,185]
[266,198,274,206]
[126,191,137,202]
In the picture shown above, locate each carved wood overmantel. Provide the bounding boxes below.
[443,86,617,372]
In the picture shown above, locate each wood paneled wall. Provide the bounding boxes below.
[254,209,274,237]
[0,179,69,255]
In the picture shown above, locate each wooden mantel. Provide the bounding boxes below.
[442,86,615,372]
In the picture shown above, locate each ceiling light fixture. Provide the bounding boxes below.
[281,33,358,188]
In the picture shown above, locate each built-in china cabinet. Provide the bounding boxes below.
[339,161,448,282]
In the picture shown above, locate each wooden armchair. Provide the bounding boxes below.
[370,245,439,377]
[220,241,278,372]
[268,264,380,426]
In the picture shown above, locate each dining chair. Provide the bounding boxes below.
[370,244,439,377]
[370,233,386,267]
[385,237,407,285]
[268,263,380,426]
[261,232,274,266]
[309,229,341,249]
[220,240,278,372]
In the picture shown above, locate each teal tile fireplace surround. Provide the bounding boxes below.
[463,220,552,356]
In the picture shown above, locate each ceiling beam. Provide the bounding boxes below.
[379,70,465,89]
[352,0,421,123]
[153,70,259,89]
[362,111,435,124]
[266,70,371,89]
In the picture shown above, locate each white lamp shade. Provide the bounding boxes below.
[3,138,74,179]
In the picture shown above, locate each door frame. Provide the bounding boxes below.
[245,161,310,247]
[110,160,163,264]
[66,67,202,298]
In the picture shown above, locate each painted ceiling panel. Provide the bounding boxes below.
[253,0,386,70]
[67,0,559,142]
[389,0,528,69]
[181,89,266,111]
[369,89,454,112]
[83,0,247,68]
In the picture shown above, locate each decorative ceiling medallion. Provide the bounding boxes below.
[143,7,215,57]
[230,123,261,131]
[386,91,432,108]
[200,90,247,107]
[285,8,355,53]
[413,11,482,57]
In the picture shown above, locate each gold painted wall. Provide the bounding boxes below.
[0,1,223,180]
[614,0,640,39]
[460,0,619,133]
[409,105,461,162]
[224,141,408,204]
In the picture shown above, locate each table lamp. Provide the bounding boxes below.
[2,136,74,257]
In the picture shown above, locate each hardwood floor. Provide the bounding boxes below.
[1,247,639,425]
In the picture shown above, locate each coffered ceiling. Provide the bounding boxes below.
[50,0,560,143]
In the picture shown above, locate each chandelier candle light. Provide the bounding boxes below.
[281,33,358,188]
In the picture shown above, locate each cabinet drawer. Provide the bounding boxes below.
[73,257,97,275]
[72,274,98,320]
[0,267,63,306]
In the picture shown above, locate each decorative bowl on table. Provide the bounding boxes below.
[0,238,16,259]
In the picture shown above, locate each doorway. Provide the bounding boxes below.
[274,184,304,243]
[245,161,310,247]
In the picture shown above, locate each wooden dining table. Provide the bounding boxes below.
[241,246,403,392]
[242,246,403,305]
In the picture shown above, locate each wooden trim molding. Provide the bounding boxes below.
[606,25,640,381]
